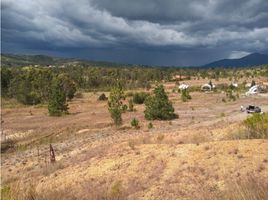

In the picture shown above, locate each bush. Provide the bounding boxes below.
[148,122,153,129]
[226,89,236,101]
[98,93,108,101]
[133,92,149,104]
[243,113,268,139]
[181,89,192,102]
[131,118,140,129]
[144,85,177,120]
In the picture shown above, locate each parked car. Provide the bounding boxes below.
[246,105,261,113]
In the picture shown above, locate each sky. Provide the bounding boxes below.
[1,0,268,66]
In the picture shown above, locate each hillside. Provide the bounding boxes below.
[0,53,134,68]
[204,53,268,68]
[1,80,268,199]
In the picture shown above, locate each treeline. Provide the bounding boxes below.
[1,66,171,105]
[1,65,268,106]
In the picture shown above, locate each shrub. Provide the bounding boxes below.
[148,122,153,129]
[122,104,128,113]
[226,89,236,101]
[243,113,268,139]
[98,93,108,101]
[131,118,140,129]
[48,78,69,116]
[181,89,192,102]
[144,85,177,120]
[108,83,125,126]
[133,92,149,104]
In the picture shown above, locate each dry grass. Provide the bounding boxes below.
[1,87,268,200]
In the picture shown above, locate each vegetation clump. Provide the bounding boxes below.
[133,92,149,104]
[131,118,140,129]
[226,89,237,101]
[181,89,192,102]
[144,85,177,120]
[243,113,268,139]
[48,77,69,116]
[148,122,153,129]
[108,83,125,126]
[98,93,108,101]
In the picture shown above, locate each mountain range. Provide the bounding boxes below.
[1,53,268,68]
[203,53,268,67]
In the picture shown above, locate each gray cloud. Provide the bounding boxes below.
[2,0,268,65]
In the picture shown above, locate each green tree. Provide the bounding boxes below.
[57,74,76,101]
[108,82,125,126]
[48,77,69,116]
[144,85,177,120]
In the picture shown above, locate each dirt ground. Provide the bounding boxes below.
[1,81,268,199]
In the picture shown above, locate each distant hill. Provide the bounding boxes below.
[0,53,135,68]
[203,53,268,68]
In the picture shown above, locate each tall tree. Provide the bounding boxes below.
[108,82,125,126]
[48,77,68,116]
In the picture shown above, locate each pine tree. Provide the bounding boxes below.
[48,78,68,116]
[108,82,125,126]
[144,85,177,120]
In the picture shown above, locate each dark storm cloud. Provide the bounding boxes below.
[1,0,268,65]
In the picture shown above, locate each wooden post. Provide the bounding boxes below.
[50,144,56,163]
[37,145,40,163]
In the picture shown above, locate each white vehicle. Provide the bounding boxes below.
[179,84,189,90]
[246,85,259,95]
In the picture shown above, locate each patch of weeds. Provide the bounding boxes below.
[243,113,268,139]
[109,181,125,199]
[131,118,140,129]
[16,144,28,152]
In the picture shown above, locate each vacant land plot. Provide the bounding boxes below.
[1,82,268,199]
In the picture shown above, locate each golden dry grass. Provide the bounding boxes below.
[1,84,268,199]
